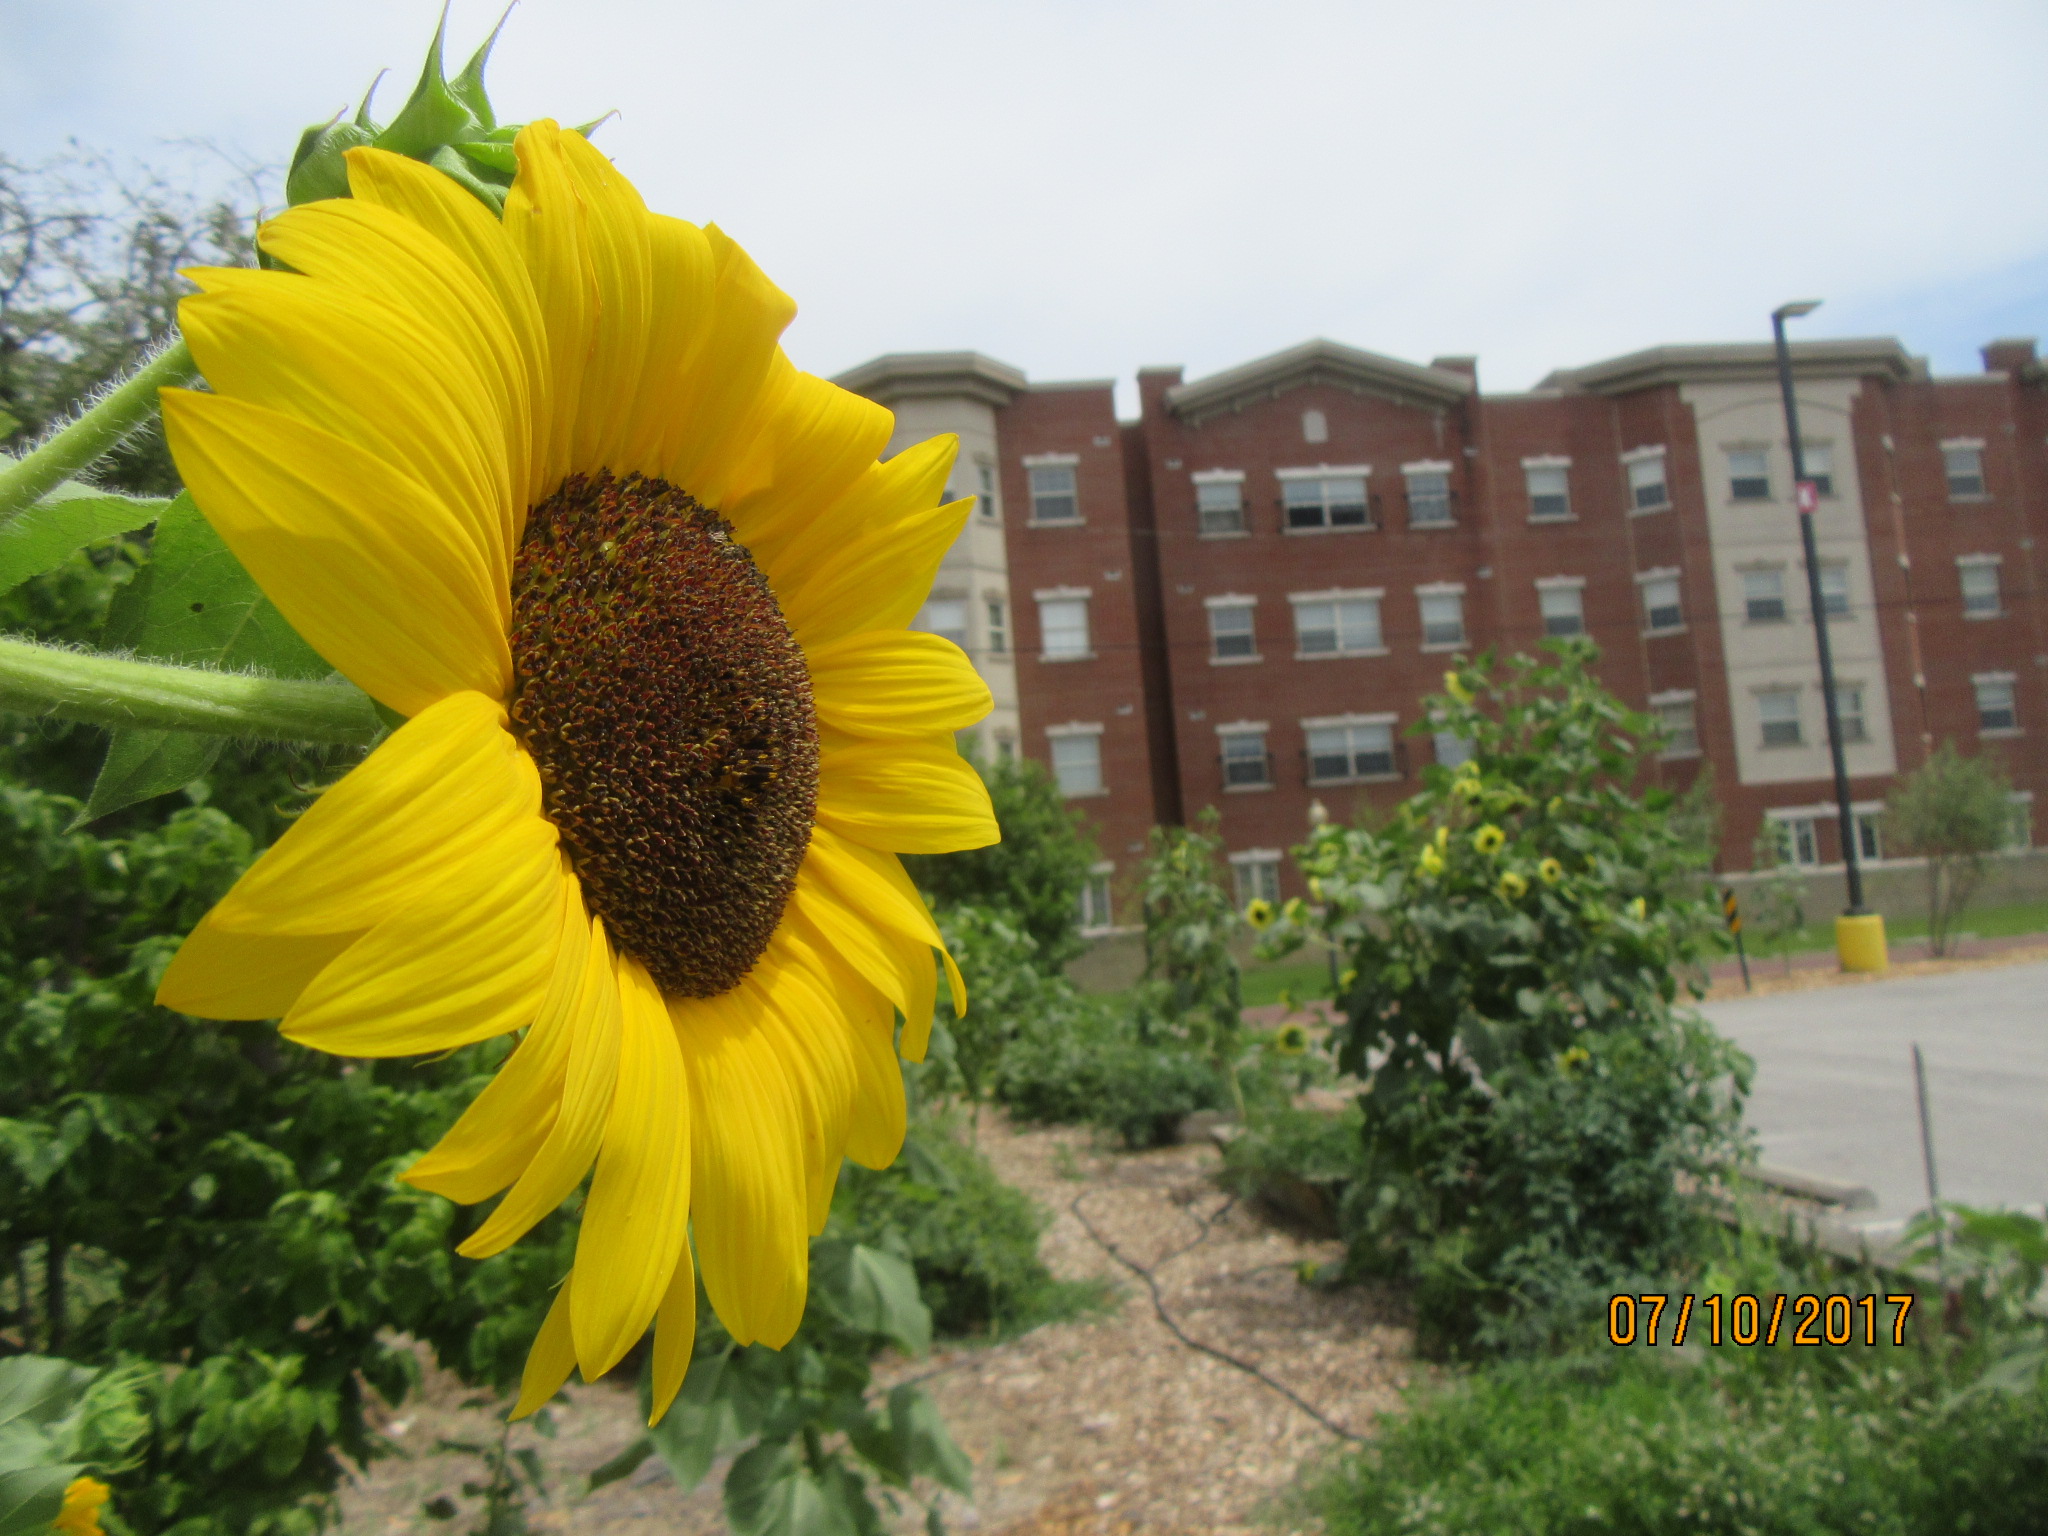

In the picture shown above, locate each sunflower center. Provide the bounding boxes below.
[509,471,818,998]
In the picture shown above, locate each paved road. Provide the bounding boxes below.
[1703,960,2048,1233]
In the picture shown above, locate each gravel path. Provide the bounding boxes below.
[338,1114,1416,1535]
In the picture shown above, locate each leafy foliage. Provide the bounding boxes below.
[1886,741,2015,955]
[0,1355,147,1536]
[1263,643,1750,1352]
[1135,808,1245,1110]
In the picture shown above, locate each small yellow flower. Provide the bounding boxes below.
[1547,796,1564,816]
[1628,896,1647,920]
[1557,1045,1591,1074]
[1471,825,1506,856]
[1272,1023,1311,1056]
[1452,776,1485,801]
[1418,844,1444,877]
[1307,876,1325,903]
[55,1478,110,1536]
[1444,671,1474,705]
[1281,896,1307,925]
[1497,870,1528,900]
[1339,967,1358,989]
[1434,826,1450,854]
[1538,857,1565,885]
[1245,898,1276,930]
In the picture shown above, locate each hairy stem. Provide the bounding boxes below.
[0,636,383,744]
[0,337,199,528]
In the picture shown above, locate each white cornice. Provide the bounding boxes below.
[1539,338,1920,395]
[1164,338,1475,424]
[832,351,1028,409]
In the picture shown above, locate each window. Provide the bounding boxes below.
[1047,728,1103,796]
[2007,795,2035,853]
[1434,731,1475,769]
[1538,583,1585,638]
[1742,568,1787,623]
[1626,452,1669,511]
[1282,473,1371,530]
[977,462,998,519]
[1219,727,1272,789]
[985,597,1008,654]
[1306,718,1397,783]
[1640,573,1683,632]
[1026,460,1080,522]
[1827,684,1868,744]
[1301,409,1328,444]
[1525,461,1571,521]
[1944,444,1986,499]
[1758,688,1803,748]
[1418,589,1466,648]
[1775,815,1821,869]
[1654,697,1700,757]
[1292,593,1383,656]
[1727,448,1771,501]
[915,598,969,647]
[1854,812,1883,863]
[1231,852,1282,910]
[993,733,1016,764]
[1818,563,1851,619]
[1078,864,1115,932]
[1975,675,2019,734]
[1207,600,1258,661]
[1960,558,2002,619]
[1405,464,1453,527]
[1802,443,1834,497]
[1037,595,1090,659]
[1195,475,1245,536]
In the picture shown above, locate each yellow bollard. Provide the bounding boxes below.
[1836,912,1888,973]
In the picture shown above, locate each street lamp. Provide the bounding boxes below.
[1770,299,1887,972]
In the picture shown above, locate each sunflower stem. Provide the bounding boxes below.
[0,337,199,529]
[0,636,383,745]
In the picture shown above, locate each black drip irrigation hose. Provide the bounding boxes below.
[1068,1189,1364,1443]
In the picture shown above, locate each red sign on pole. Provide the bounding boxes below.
[1795,479,1820,516]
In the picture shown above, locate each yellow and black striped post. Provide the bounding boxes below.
[1722,887,1751,992]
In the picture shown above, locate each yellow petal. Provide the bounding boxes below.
[798,827,965,1029]
[648,1240,699,1425]
[673,985,810,1349]
[343,146,551,519]
[160,391,510,717]
[741,952,856,1235]
[805,630,993,740]
[616,213,716,478]
[459,912,624,1258]
[555,129,654,475]
[783,915,906,1170]
[154,922,356,1021]
[768,434,953,605]
[503,122,593,498]
[817,737,999,855]
[402,869,588,1204]
[722,370,893,576]
[280,818,561,1057]
[510,1278,578,1420]
[180,275,514,618]
[208,692,534,937]
[571,955,692,1380]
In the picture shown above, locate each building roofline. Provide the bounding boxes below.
[831,351,1028,409]
[1538,338,1923,394]
[1163,337,1475,423]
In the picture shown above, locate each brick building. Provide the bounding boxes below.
[836,335,2045,925]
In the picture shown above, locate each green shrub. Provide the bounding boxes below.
[993,1000,1228,1149]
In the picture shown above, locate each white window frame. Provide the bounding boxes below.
[1827,681,1869,745]
[1078,860,1117,935]
[1204,593,1260,664]
[1766,799,1888,871]
[1942,438,1987,501]
[1044,721,1106,797]
[1034,587,1093,662]
[1416,582,1467,651]
[1959,554,2003,620]
[984,594,1009,655]
[1277,464,1374,533]
[1301,408,1329,444]
[1290,587,1386,658]
[1649,688,1700,759]
[1302,711,1401,785]
[1637,567,1684,634]
[1622,445,1670,513]
[1228,848,1284,909]
[1725,445,1772,502]
[1973,671,2021,736]
[2006,791,2035,853]
[914,595,970,648]
[1740,565,1789,625]
[1523,455,1573,522]
[1535,575,1586,638]
[1192,468,1247,537]
[1023,452,1082,525]
[1757,686,1804,749]
[1402,459,1455,529]
[1815,561,1852,620]
[1216,720,1273,792]
[976,460,1000,520]
[1801,442,1835,498]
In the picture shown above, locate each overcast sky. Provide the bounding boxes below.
[6,0,2046,411]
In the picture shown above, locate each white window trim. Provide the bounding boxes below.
[1226,848,1284,866]
[1214,719,1271,736]
[1045,720,1105,738]
[1974,670,2019,685]
[1522,454,1572,469]
[1415,581,1467,596]
[1634,566,1681,585]
[1620,445,1668,465]
[1290,586,1384,604]
[1205,595,1261,666]
[1301,711,1399,729]
[1202,592,1258,609]
[1023,451,1081,467]
[1191,467,1245,485]
[1401,459,1453,476]
[1033,584,1091,602]
[1940,437,1987,452]
[1275,463,1373,481]
[1535,574,1587,591]
[1648,688,1697,706]
[1958,553,2004,568]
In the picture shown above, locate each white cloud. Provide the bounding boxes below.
[5,0,2046,401]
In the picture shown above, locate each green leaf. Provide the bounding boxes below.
[376,13,484,160]
[0,406,18,440]
[643,1346,742,1494]
[883,1386,972,1495]
[0,487,165,595]
[0,1356,99,1444]
[0,1465,74,1536]
[723,1440,859,1536]
[74,730,225,828]
[811,1242,931,1356]
[586,1434,655,1493]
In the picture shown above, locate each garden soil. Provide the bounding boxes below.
[338,1115,1419,1535]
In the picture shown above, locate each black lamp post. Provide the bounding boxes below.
[1770,300,1877,950]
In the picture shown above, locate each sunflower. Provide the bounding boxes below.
[1497,870,1528,901]
[1271,1023,1311,1056]
[1471,825,1505,856]
[55,1478,110,1536]
[1244,898,1276,930]
[152,123,997,1423]
[1538,857,1565,885]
